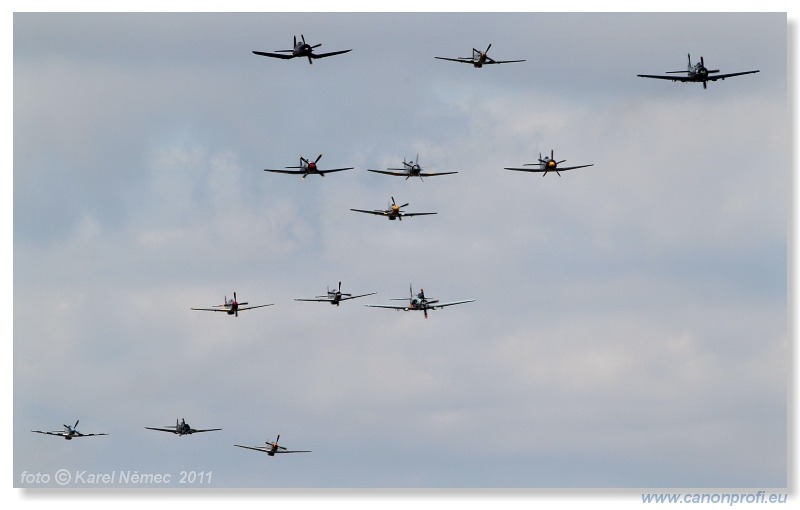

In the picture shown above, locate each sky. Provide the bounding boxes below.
[7,1,792,501]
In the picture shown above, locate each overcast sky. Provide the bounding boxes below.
[9,4,790,497]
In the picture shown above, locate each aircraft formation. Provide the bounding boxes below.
[32,419,308,456]
[27,33,762,472]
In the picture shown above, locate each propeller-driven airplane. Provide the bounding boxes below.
[350,196,437,221]
[31,420,108,440]
[191,292,274,317]
[252,34,352,65]
[504,149,593,177]
[264,154,353,179]
[145,418,222,436]
[435,43,526,68]
[295,281,376,306]
[365,285,474,319]
[637,54,759,89]
[234,434,311,456]
[367,154,457,181]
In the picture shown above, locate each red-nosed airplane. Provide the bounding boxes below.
[191,292,274,317]
[264,154,353,179]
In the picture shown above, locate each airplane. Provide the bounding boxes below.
[435,43,525,68]
[264,154,354,179]
[31,420,108,440]
[367,154,457,181]
[252,34,352,65]
[350,196,437,221]
[365,285,475,319]
[145,418,222,436]
[504,149,593,177]
[234,434,311,456]
[191,292,274,317]
[637,54,759,89]
[294,281,376,306]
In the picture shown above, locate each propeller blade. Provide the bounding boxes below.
[312,43,322,49]
[301,35,305,45]
[315,154,323,164]
[700,55,704,67]
[391,196,396,205]
[399,203,409,208]
[550,149,554,160]
[485,43,492,54]
[293,35,297,47]
[556,160,566,165]
[75,420,80,429]
[338,281,342,292]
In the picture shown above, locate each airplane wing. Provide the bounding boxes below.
[234,444,271,453]
[73,432,108,437]
[504,164,593,172]
[317,167,354,175]
[264,169,305,174]
[434,57,474,64]
[190,307,230,312]
[484,58,526,65]
[189,428,223,433]
[706,70,760,81]
[364,304,410,310]
[418,171,458,177]
[636,74,693,82]
[350,208,387,216]
[399,212,437,217]
[556,164,594,171]
[366,169,406,176]
[31,430,66,437]
[236,304,274,311]
[275,450,312,454]
[145,427,178,433]
[310,49,352,59]
[338,292,377,301]
[252,50,295,59]
[294,297,333,302]
[432,299,475,308]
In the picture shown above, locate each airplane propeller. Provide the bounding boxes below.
[483,43,492,56]
[298,154,324,178]
[389,196,409,220]
[538,150,567,176]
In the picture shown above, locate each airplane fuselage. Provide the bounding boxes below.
[471,52,488,68]
[293,43,314,58]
